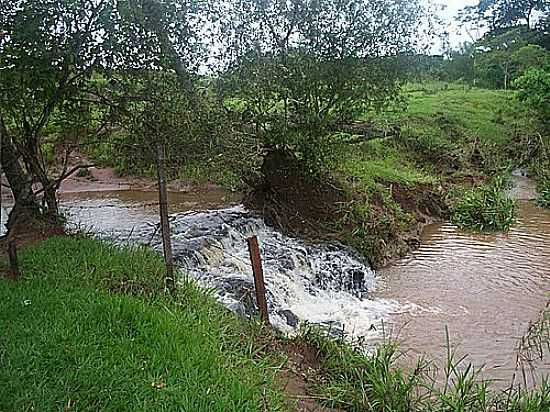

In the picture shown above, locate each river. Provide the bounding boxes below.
[375,200,550,386]
[1,182,548,387]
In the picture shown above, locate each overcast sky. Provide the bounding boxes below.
[437,0,481,48]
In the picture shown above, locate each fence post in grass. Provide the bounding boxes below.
[247,235,270,325]
[7,239,19,279]
[156,142,176,294]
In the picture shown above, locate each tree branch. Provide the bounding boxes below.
[32,164,96,197]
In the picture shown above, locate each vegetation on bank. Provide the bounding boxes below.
[297,326,550,412]
[257,83,538,265]
[2,237,548,412]
[0,237,285,411]
[537,184,550,209]
[450,177,517,232]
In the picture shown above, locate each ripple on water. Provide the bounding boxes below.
[376,201,550,386]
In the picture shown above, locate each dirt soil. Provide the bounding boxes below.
[270,337,343,412]
[245,151,448,268]
[0,163,227,203]
[59,165,224,194]
[244,151,348,241]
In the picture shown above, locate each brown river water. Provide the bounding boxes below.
[375,200,550,386]
[1,177,548,387]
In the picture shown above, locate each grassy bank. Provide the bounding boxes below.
[249,83,538,266]
[319,82,547,264]
[0,237,285,411]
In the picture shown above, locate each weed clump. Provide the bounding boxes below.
[451,177,517,232]
[536,183,550,209]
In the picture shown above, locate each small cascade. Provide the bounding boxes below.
[144,206,401,335]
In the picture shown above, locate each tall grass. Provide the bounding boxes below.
[451,177,517,232]
[294,324,550,412]
[513,304,550,389]
[536,183,550,209]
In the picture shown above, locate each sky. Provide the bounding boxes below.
[437,0,482,48]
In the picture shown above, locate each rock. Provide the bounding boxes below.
[278,309,300,327]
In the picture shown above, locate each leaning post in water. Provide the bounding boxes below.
[156,142,176,294]
[247,236,270,325]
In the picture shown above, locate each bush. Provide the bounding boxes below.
[515,68,550,130]
[537,184,550,209]
[451,178,517,231]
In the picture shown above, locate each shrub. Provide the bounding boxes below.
[536,184,550,209]
[451,178,517,231]
[515,68,550,130]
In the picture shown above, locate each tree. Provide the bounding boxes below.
[442,43,477,84]
[471,27,550,89]
[516,67,550,129]
[460,0,549,31]
[511,44,550,75]
[0,0,204,233]
[220,0,433,171]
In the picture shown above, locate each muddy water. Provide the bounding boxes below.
[0,189,241,236]
[376,201,550,385]
[58,189,241,234]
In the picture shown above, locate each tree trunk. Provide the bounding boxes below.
[0,117,41,233]
[42,184,59,218]
[504,70,508,91]
[18,134,59,219]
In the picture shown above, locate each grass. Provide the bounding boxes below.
[450,177,517,232]
[334,139,437,191]
[324,133,440,267]
[515,304,550,387]
[403,84,515,145]
[363,82,536,175]
[536,182,550,209]
[0,236,285,412]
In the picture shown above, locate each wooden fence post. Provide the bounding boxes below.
[247,236,270,325]
[7,239,19,279]
[156,142,175,294]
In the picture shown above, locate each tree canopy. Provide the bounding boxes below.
[220,0,432,168]
[0,0,206,229]
[459,0,549,30]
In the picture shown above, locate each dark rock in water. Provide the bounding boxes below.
[278,309,300,327]
[316,320,346,337]
[278,254,297,271]
[352,269,364,290]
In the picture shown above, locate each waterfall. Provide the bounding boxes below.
[139,206,401,336]
[59,200,406,337]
